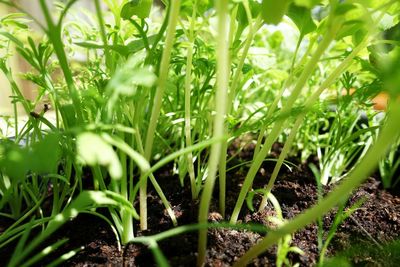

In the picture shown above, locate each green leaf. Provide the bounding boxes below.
[0,134,61,179]
[287,4,317,37]
[77,132,122,180]
[106,53,156,97]
[0,141,29,179]
[261,0,292,25]
[121,0,153,19]
[29,133,61,174]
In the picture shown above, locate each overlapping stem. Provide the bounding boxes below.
[258,36,370,211]
[230,11,341,224]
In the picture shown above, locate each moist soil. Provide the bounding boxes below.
[1,142,400,266]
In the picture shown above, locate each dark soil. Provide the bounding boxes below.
[1,141,400,266]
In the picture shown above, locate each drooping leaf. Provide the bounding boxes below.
[121,0,153,20]
[261,0,292,25]
[287,4,317,37]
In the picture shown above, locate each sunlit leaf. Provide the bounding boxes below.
[77,132,122,180]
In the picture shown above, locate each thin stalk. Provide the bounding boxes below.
[258,36,370,211]
[119,132,135,243]
[234,103,400,266]
[141,0,181,230]
[197,0,229,266]
[38,0,83,124]
[144,0,181,159]
[230,14,340,224]
[133,130,178,228]
[218,2,261,217]
[94,0,112,72]
[184,0,198,200]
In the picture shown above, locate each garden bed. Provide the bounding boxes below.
[2,144,399,266]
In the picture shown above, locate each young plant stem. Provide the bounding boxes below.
[133,130,178,227]
[94,0,112,73]
[184,0,199,200]
[258,36,370,211]
[38,0,83,125]
[119,132,135,243]
[233,102,400,266]
[141,0,181,230]
[230,13,340,224]
[218,2,261,218]
[197,0,229,266]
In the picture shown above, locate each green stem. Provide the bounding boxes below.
[144,0,181,159]
[94,0,112,72]
[184,0,198,200]
[38,0,83,125]
[133,130,178,229]
[141,0,181,231]
[197,0,229,265]
[230,14,340,224]
[253,35,317,157]
[219,3,261,217]
[258,36,370,210]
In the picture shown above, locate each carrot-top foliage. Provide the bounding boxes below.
[0,0,399,266]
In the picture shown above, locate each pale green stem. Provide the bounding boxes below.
[133,129,178,229]
[258,36,370,211]
[219,2,261,218]
[141,0,181,230]
[185,0,198,200]
[230,15,340,224]
[197,0,229,265]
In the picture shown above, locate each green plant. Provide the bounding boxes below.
[0,0,399,266]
